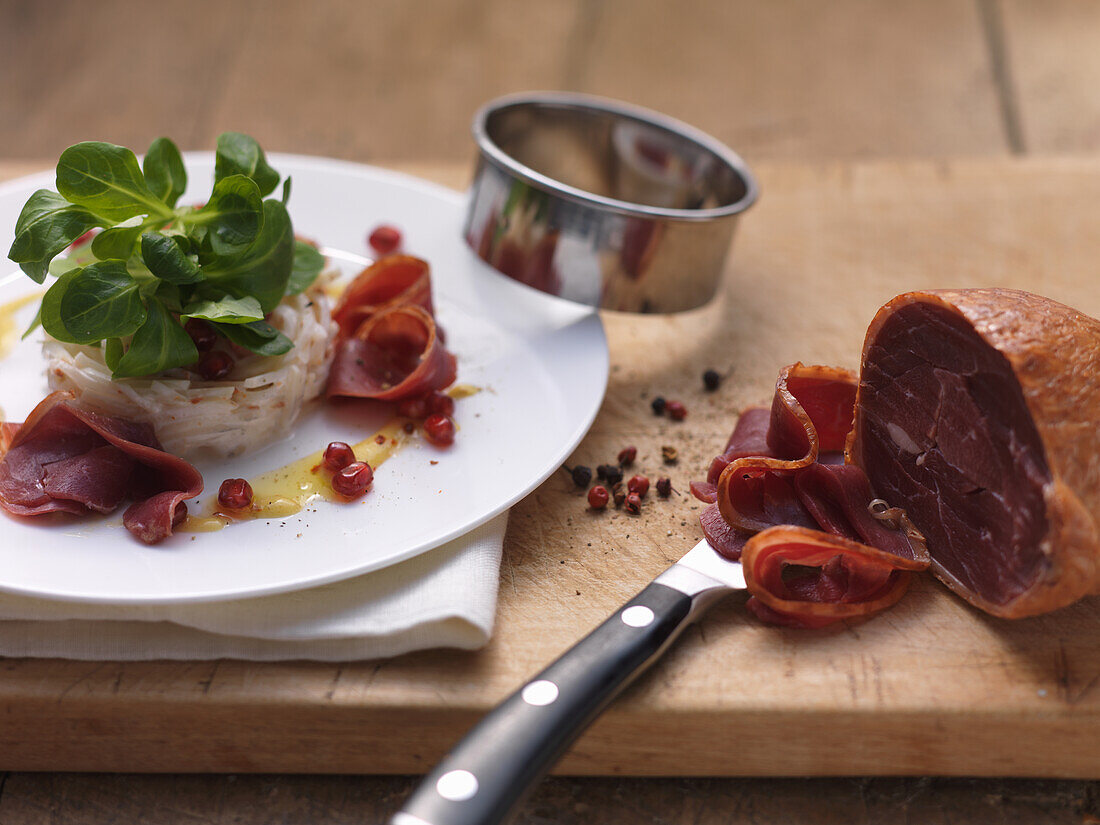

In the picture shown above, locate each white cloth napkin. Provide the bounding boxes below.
[0,513,507,661]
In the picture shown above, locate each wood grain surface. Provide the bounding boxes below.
[0,0,1010,163]
[3,1,1100,821]
[0,158,1097,781]
[573,0,1007,159]
[1001,0,1100,153]
[13,0,1098,165]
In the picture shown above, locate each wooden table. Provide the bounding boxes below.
[1,156,1099,820]
[2,1,1100,822]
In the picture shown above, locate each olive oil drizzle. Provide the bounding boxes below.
[179,386,482,533]
[0,291,44,361]
[180,418,415,532]
[447,383,479,399]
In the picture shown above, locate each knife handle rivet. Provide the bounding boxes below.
[521,679,559,706]
[436,769,479,801]
[621,605,655,627]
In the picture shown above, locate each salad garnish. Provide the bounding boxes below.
[7,133,324,377]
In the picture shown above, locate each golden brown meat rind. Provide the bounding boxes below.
[851,288,1100,618]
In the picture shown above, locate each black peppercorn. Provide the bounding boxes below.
[651,396,667,415]
[569,465,593,487]
[599,464,623,486]
[703,369,721,391]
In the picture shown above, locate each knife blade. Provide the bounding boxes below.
[391,539,747,825]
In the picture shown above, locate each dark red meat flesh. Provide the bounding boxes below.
[857,302,1052,606]
[0,393,202,544]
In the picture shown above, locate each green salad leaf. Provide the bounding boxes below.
[6,133,323,378]
[183,295,264,324]
[39,267,83,342]
[203,200,294,313]
[288,240,325,294]
[41,261,147,344]
[9,190,105,283]
[113,298,199,378]
[184,174,263,255]
[143,137,187,208]
[212,318,294,356]
[57,142,172,223]
[103,337,124,371]
[91,220,147,261]
[215,132,280,197]
[140,232,203,284]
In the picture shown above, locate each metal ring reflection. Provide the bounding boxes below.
[465,92,758,313]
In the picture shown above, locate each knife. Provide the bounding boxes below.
[390,538,747,825]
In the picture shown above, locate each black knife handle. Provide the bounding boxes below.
[390,581,695,825]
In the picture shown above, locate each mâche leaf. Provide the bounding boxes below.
[140,232,204,284]
[183,174,263,255]
[91,220,146,261]
[212,318,293,356]
[112,298,198,378]
[155,280,183,313]
[9,133,313,377]
[183,295,264,324]
[57,142,172,222]
[21,304,42,340]
[215,132,280,197]
[143,137,187,208]
[203,200,293,313]
[54,261,147,344]
[48,255,82,279]
[104,337,123,371]
[40,268,81,342]
[8,189,105,283]
[287,240,324,294]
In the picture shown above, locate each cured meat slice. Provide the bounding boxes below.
[0,423,20,452]
[741,526,924,629]
[850,288,1100,618]
[715,365,857,533]
[124,492,190,545]
[326,305,457,402]
[0,392,203,544]
[43,446,134,513]
[699,502,748,560]
[711,365,926,562]
[694,364,929,626]
[698,407,772,496]
[326,253,457,403]
[331,254,433,338]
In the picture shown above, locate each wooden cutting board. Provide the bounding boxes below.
[0,159,1097,777]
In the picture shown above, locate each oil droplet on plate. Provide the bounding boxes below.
[180,417,416,533]
[0,291,44,361]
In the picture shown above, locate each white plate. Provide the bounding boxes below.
[0,154,607,604]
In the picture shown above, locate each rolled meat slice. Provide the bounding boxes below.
[326,305,457,402]
[331,254,434,338]
[716,364,858,534]
[693,364,930,627]
[850,288,1100,618]
[741,526,926,629]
